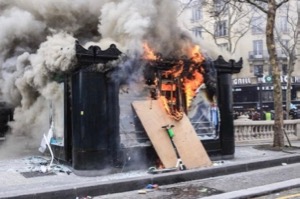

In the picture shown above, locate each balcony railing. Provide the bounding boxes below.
[248,50,288,60]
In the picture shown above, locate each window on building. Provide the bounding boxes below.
[281,39,289,55]
[252,3,267,13]
[282,64,288,75]
[254,65,263,76]
[218,43,228,51]
[278,3,288,13]
[215,20,227,37]
[233,87,257,102]
[296,90,300,100]
[278,16,288,33]
[268,65,272,75]
[214,0,227,14]
[192,26,203,38]
[191,5,202,22]
[282,90,286,101]
[253,40,263,57]
[251,17,264,34]
[262,91,274,102]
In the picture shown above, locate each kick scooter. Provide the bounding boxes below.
[161,124,186,171]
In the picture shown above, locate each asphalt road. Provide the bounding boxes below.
[94,162,300,199]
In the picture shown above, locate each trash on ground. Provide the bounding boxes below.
[145,184,159,189]
[198,187,208,192]
[212,161,224,166]
[138,184,159,194]
[138,190,147,194]
[22,156,72,175]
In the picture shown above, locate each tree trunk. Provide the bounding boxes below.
[266,0,284,147]
[286,72,291,119]
[286,58,293,120]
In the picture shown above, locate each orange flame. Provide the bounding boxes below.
[160,96,171,115]
[161,83,176,91]
[143,43,157,60]
[184,70,204,108]
[189,45,205,63]
[145,43,206,120]
[160,96,183,121]
[162,60,184,78]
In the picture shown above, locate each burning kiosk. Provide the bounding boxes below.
[142,52,243,159]
[50,41,242,173]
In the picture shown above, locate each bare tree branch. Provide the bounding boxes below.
[237,0,268,13]
[177,0,195,17]
[276,0,289,9]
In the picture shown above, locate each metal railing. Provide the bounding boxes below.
[248,50,288,60]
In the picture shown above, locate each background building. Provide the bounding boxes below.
[178,0,300,115]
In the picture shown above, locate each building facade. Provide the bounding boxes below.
[178,0,300,114]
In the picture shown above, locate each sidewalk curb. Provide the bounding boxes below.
[201,178,300,199]
[2,154,300,199]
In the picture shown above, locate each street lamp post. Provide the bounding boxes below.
[256,73,264,120]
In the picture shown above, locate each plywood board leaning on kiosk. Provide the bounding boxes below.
[132,99,212,169]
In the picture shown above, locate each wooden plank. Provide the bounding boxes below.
[132,99,212,169]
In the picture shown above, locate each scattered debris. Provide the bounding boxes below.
[138,184,159,194]
[75,196,93,199]
[51,164,72,174]
[145,184,159,189]
[24,156,48,166]
[198,187,208,192]
[39,123,54,153]
[40,165,48,173]
[137,190,147,194]
[22,156,72,175]
[37,131,72,175]
[212,161,224,166]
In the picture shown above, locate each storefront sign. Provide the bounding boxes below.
[260,75,300,84]
[232,88,242,91]
[233,78,251,85]
[257,85,290,90]
[233,75,300,86]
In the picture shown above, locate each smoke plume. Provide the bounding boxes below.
[0,0,208,158]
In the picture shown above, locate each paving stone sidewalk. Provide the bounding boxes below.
[0,141,300,199]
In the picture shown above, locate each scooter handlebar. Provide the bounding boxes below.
[162,124,175,129]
